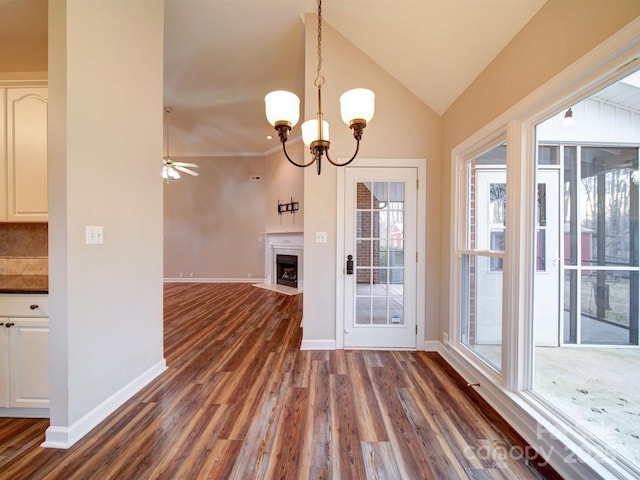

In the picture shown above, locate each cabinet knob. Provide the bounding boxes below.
[30,304,39,310]
[0,322,3,327]
[5,322,14,328]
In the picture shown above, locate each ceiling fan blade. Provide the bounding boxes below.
[174,162,199,168]
[174,165,199,176]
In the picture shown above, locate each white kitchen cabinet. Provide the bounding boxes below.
[0,295,49,412]
[1,87,48,222]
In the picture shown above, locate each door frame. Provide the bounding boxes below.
[336,158,426,349]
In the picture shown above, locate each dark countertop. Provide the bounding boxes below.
[0,275,49,294]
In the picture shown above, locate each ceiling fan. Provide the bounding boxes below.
[163,107,199,182]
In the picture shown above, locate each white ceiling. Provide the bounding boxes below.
[1,0,550,157]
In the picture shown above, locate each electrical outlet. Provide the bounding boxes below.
[315,231,327,243]
[442,332,449,345]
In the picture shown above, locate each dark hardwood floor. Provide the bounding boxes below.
[0,283,557,479]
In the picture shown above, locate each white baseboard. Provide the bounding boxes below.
[423,340,442,352]
[42,359,167,449]
[163,278,264,283]
[0,407,48,418]
[300,339,336,350]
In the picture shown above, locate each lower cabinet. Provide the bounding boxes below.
[0,297,49,411]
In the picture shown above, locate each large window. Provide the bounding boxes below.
[452,62,640,478]
[532,73,640,469]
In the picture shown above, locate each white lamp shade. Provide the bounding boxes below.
[340,88,375,125]
[301,119,330,147]
[265,90,300,127]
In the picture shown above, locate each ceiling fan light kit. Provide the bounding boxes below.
[264,0,375,175]
[163,107,199,182]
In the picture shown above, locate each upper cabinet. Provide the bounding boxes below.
[0,87,48,222]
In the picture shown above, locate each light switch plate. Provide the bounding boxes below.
[86,225,104,245]
[315,231,327,243]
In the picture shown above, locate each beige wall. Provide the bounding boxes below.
[48,0,164,438]
[163,147,303,280]
[440,0,640,337]
[263,142,304,234]
[302,15,441,344]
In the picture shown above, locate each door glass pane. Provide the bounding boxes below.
[390,296,403,324]
[536,183,547,272]
[356,239,372,267]
[373,182,387,209]
[356,297,370,325]
[372,268,387,294]
[357,182,372,208]
[372,297,387,324]
[355,180,406,327]
[356,211,371,237]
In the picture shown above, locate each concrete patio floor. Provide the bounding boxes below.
[534,346,640,467]
[474,343,640,467]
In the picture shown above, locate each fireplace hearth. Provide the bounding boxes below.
[276,254,298,288]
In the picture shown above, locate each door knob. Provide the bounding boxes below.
[346,255,354,275]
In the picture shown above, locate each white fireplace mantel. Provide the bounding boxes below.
[263,232,303,291]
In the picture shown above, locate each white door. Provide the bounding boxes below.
[475,169,561,346]
[343,167,417,348]
[475,170,507,345]
[533,169,561,346]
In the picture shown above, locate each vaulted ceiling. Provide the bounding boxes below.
[1,0,551,157]
[163,0,547,157]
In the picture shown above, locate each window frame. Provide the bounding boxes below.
[447,18,640,480]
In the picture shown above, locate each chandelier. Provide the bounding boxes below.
[264,0,375,175]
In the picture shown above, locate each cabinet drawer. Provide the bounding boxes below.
[0,295,49,317]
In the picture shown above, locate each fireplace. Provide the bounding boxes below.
[276,254,298,288]
[263,232,303,292]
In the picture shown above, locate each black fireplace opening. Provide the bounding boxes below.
[276,254,298,288]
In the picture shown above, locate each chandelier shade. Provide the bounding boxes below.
[340,88,375,126]
[301,119,330,147]
[265,90,300,128]
[264,0,374,175]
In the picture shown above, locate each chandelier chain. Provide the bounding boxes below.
[314,0,324,89]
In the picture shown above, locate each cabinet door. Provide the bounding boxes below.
[0,318,8,408]
[8,318,49,408]
[6,88,48,222]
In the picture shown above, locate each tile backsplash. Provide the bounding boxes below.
[0,223,48,275]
